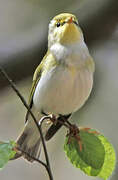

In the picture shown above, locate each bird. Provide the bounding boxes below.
[14,13,95,161]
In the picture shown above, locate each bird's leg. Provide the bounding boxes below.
[42,115,82,152]
[47,114,58,125]
[66,123,83,152]
[47,114,70,128]
[45,114,71,141]
[39,114,57,126]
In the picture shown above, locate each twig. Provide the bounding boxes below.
[17,147,47,167]
[17,147,53,179]
[0,66,53,180]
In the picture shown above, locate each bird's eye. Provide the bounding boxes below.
[73,21,78,26]
[62,21,65,26]
[56,22,60,27]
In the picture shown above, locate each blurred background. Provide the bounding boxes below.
[0,0,118,179]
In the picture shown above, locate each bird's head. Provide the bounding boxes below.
[48,13,83,48]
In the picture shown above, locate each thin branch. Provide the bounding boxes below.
[17,147,47,167]
[0,66,53,180]
[17,147,53,180]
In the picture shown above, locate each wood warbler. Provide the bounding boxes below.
[14,13,95,161]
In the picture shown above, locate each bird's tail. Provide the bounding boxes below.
[12,112,50,162]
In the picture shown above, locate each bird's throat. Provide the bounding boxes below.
[60,23,81,45]
[50,40,90,67]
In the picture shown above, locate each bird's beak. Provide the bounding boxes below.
[67,17,73,24]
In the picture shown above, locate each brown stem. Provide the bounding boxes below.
[0,66,53,180]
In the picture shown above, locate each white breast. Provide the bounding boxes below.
[50,41,90,64]
[33,65,93,115]
[33,41,94,115]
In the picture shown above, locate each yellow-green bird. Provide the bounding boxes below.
[15,13,95,161]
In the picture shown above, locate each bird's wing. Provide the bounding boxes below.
[25,52,48,122]
[25,50,58,122]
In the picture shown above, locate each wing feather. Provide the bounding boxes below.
[25,53,48,122]
[25,50,58,122]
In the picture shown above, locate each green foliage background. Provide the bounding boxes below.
[64,129,116,180]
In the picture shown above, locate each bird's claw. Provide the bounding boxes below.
[67,124,83,152]
[48,114,58,125]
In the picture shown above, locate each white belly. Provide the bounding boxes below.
[33,65,93,115]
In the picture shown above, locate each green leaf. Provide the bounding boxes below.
[0,141,16,169]
[64,128,116,180]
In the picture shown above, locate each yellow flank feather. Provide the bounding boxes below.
[26,51,59,121]
[67,57,95,78]
[42,51,59,76]
[67,65,77,77]
[85,58,95,73]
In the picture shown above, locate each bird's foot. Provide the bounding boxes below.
[67,124,82,152]
[48,114,58,125]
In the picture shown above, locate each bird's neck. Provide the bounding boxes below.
[49,40,90,66]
